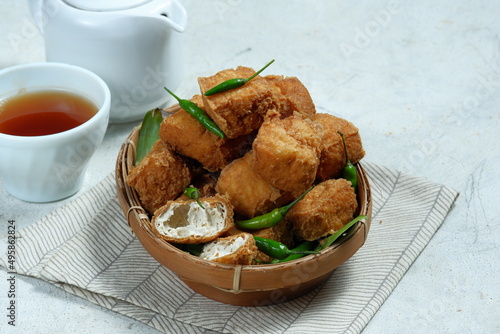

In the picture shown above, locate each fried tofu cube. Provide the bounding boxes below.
[314,113,365,181]
[198,66,280,138]
[287,179,358,241]
[215,151,292,219]
[159,95,254,172]
[264,75,316,120]
[126,140,192,214]
[251,111,324,197]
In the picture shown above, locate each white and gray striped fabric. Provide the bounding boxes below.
[0,162,458,333]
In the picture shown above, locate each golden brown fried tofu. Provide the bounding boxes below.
[314,113,365,181]
[126,140,192,214]
[199,233,257,265]
[265,75,316,119]
[160,95,254,172]
[251,111,324,197]
[287,179,358,241]
[215,151,292,219]
[152,194,234,244]
[198,66,281,139]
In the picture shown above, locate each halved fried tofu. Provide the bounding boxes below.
[219,222,295,264]
[199,233,257,265]
[152,194,234,244]
[126,140,192,214]
[198,66,281,139]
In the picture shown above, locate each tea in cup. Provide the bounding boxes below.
[0,62,110,202]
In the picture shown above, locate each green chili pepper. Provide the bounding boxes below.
[183,186,205,209]
[204,59,275,96]
[164,87,225,139]
[315,215,368,252]
[135,108,163,165]
[236,186,314,230]
[270,241,316,263]
[175,243,204,256]
[254,236,319,260]
[253,258,270,264]
[338,131,358,191]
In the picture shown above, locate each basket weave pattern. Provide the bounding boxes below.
[115,105,373,306]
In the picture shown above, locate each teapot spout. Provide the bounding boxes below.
[28,0,65,34]
[145,0,188,33]
[28,0,44,33]
[160,13,187,33]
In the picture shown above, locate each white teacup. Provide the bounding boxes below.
[0,62,110,202]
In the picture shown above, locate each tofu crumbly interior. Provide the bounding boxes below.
[199,233,257,265]
[152,195,234,244]
[200,235,246,260]
[154,202,227,238]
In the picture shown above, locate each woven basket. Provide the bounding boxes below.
[115,104,372,306]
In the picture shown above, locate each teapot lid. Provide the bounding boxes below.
[65,0,152,11]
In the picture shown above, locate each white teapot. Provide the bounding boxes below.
[29,0,187,123]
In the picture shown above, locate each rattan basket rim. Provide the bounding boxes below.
[115,104,373,293]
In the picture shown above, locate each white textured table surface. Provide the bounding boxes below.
[1,1,499,333]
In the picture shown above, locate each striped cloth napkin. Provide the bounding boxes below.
[0,162,458,333]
